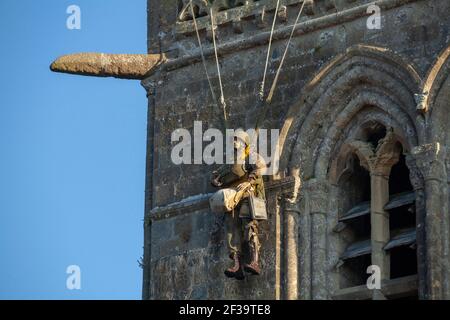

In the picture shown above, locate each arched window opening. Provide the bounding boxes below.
[366,125,387,149]
[389,152,414,195]
[333,130,418,299]
[337,154,371,289]
[385,151,417,281]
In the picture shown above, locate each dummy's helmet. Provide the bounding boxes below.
[234,128,251,146]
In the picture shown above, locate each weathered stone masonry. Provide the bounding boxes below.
[142,0,450,300]
[51,0,450,300]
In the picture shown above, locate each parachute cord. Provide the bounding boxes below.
[259,0,281,101]
[210,8,228,128]
[266,0,306,103]
[190,1,220,116]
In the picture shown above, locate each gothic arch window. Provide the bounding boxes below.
[333,123,418,300]
[337,153,372,288]
[386,152,417,281]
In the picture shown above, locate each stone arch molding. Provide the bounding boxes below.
[275,43,450,300]
[414,44,450,300]
[277,44,423,184]
[420,45,450,145]
[329,127,404,186]
[275,44,426,300]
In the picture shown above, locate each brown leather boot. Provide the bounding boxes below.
[243,243,261,275]
[224,253,245,280]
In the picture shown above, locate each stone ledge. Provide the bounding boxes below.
[149,193,213,221]
[148,176,296,221]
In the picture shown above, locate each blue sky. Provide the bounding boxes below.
[0,0,148,299]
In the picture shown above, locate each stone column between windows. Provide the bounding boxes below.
[370,164,393,300]
[351,131,401,300]
[306,179,329,300]
[412,142,449,300]
[283,192,300,300]
[405,154,427,299]
[370,143,401,300]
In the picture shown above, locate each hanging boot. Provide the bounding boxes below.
[243,234,261,275]
[224,252,245,280]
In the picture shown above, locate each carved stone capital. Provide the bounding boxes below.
[282,190,296,203]
[272,176,300,215]
[405,154,425,191]
[341,129,401,179]
[281,190,301,214]
[371,128,401,175]
[369,153,400,177]
[414,92,429,113]
[411,143,447,182]
[351,129,401,176]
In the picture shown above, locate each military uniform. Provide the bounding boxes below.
[211,132,266,279]
[225,155,265,255]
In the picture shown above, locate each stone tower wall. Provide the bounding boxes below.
[142,0,450,299]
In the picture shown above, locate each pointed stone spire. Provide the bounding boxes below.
[50,53,166,80]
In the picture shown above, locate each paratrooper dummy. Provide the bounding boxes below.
[210,129,267,280]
